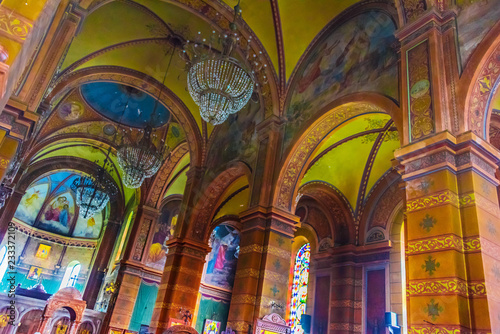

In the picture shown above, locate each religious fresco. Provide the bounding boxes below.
[205,100,260,174]
[72,213,104,239]
[284,11,398,148]
[58,101,84,121]
[146,201,180,271]
[14,181,49,225]
[457,0,500,67]
[202,225,240,291]
[39,192,75,235]
[13,171,105,239]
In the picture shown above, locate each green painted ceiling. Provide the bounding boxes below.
[164,168,188,198]
[301,114,399,211]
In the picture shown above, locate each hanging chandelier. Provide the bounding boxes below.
[71,153,117,219]
[184,1,260,125]
[116,47,174,189]
[117,125,167,188]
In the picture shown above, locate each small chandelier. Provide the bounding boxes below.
[71,157,117,219]
[117,125,168,188]
[184,1,259,125]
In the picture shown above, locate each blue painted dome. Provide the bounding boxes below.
[80,82,170,128]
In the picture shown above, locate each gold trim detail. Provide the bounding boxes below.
[406,190,458,212]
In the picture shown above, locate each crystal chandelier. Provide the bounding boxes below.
[184,1,258,125]
[71,154,117,219]
[117,47,174,189]
[117,125,167,188]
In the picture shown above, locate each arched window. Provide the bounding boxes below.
[0,246,7,281]
[289,243,311,334]
[60,261,81,289]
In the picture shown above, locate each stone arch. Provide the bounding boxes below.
[273,94,401,213]
[146,142,189,208]
[186,161,251,242]
[298,181,355,246]
[358,170,403,245]
[44,65,203,167]
[461,20,500,139]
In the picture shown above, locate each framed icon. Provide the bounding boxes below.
[27,266,42,280]
[35,244,51,259]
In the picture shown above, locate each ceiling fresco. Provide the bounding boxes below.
[80,82,170,128]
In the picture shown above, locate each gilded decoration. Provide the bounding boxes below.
[407,234,481,255]
[402,0,427,22]
[408,326,461,334]
[276,103,384,210]
[261,270,289,285]
[406,190,459,213]
[0,7,33,42]
[132,218,152,261]
[407,40,435,141]
[469,43,500,138]
[407,278,486,297]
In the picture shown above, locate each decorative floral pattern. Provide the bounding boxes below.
[422,256,440,275]
[424,299,444,321]
[419,214,437,232]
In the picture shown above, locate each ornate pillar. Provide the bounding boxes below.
[68,320,81,334]
[38,314,51,334]
[226,208,297,334]
[397,9,460,144]
[103,205,159,331]
[396,132,500,332]
[0,188,24,241]
[83,219,121,309]
[149,238,210,334]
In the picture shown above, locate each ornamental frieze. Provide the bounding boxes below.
[0,7,32,42]
[407,234,481,255]
[406,190,459,212]
[407,278,486,297]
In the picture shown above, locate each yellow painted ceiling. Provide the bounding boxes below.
[164,168,188,198]
[3,0,48,21]
[222,0,279,74]
[278,0,359,79]
[301,114,400,211]
[213,187,249,220]
[492,90,500,110]
[163,152,190,198]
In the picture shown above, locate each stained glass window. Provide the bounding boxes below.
[289,243,311,334]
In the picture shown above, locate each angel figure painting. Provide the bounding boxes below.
[39,193,75,235]
[202,225,240,291]
[14,182,49,226]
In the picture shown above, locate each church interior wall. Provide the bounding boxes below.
[0,0,499,333]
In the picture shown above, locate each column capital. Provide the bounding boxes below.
[164,237,211,261]
[396,8,456,44]
[395,131,500,183]
[239,206,299,237]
